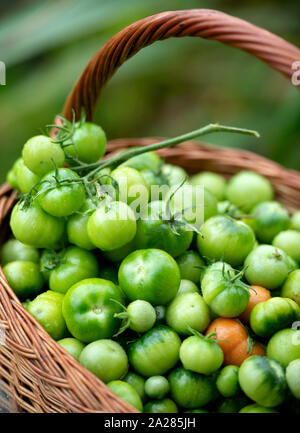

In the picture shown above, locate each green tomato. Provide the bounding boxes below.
[170,186,218,227]
[110,166,148,205]
[134,201,193,258]
[190,171,226,201]
[168,367,217,409]
[239,404,278,413]
[15,158,40,194]
[98,265,119,285]
[266,328,300,368]
[281,269,300,306]
[250,297,300,337]
[3,261,44,299]
[201,269,250,317]
[121,150,162,172]
[102,239,135,263]
[22,135,65,177]
[28,290,68,340]
[79,339,128,384]
[179,334,224,375]
[273,230,300,263]
[37,168,85,217]
[67,198,96,250]
[176,250,204,284]
[166,292,210,335]
[286,359,300,400]
[128,325,181,377]
[122,300,156,333]
[64,122,106,163]
[161,164,187,186]
[225,171,273,212]
[248,201,290,243]
[144,376,170,400]
[48,246,99,294]
[197,215,255,267]
[87,201,137,251]
[144,398,178,413]
[177,279,199,295]
[62,278,124,343]
[216,365,240,398]
[123,372,146,403]
[0,239,39,266]
[238,355,287,407]
[291,210,300,231]
[244,245,290,290]
[10,200,66,249]
[57,337,85,361]
[118,249,180,305]
[107,380,143,411]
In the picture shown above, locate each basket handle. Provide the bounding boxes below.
[62,8,300,121]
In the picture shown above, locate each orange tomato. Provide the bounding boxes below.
[238,285,271,324]
[205,317,265,367]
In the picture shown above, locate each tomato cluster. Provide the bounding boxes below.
[2,116,300,414]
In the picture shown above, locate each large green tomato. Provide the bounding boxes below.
[247,201,290,243]
[168,367,217,409]
[107,381,143,412]
[238,355,287,407]
[79,339,128,383]
[201,269,250,317]
[110,166,148,205]
[22,135,65,177]
[62,278,124,343]
[3,261,44,299]
[225,171,273,212]
[37,168,86,217]
[190,171,226,201]
[281,269,300,306]
[87,201,137,251]
[28,291,68,340]
[179,333,224,375]
[67,198,96,250]
[250,297,300,337]
[0,239,39,266]
[244,245,290,290]
[197,215,255,267]
[48,246,99,294]
[128,325,181,377]
[57,337,85,361]
[10,201,66,249]
[166,292,210,335]
[266,328,300,367]
[15,158,40,194]
[134,201,193,258]
[286,359,300,400]
[273,230,300,263]
[176,250,204,283]
[118,249,180,305]
[64,122,106,163]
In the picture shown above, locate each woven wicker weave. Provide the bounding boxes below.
[0,9,299,413]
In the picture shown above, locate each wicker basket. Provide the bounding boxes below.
[0,9,299,413]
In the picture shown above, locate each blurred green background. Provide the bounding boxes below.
[0,0,299,183]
